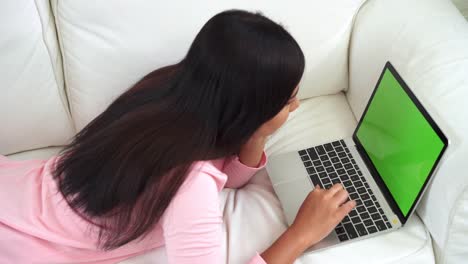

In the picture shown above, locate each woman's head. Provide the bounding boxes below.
[52,9,304,250]
[171,9,304,151]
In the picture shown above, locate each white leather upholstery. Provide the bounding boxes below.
[6,146,63,161]
[452,0,468,19]
[1,0,467,263]
[347,0,468,263]
[0,0,75,155]
[50,0,364,131]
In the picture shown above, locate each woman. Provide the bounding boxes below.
[0,10,355,264]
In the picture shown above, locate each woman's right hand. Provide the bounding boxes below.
[289,183,356,248]
[260,183,356,264]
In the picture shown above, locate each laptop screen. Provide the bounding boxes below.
[354,62,447,219]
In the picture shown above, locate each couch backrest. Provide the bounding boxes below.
[0,0,75,155]
[50,0,365,131]
[347,0,468,263]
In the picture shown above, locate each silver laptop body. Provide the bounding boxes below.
[266,62,448,252]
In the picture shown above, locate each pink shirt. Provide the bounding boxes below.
[0,153,268,264]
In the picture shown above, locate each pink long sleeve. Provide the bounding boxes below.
[160,156,268,264]
[223,151,267,188]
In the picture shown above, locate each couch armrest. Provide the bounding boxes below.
[346,0,468,263]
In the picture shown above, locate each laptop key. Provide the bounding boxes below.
[351,216,361,224]
[335,226,345,234]
[299,150,307,156]
[364,219,373,227]
[304,161,312,167]
[350,175,359,182]
[332,178,341,184]
[334,163,343,169]
[329,152,337,157]
[326,167,334,173]
[337,169,346,175]
[309,174,321,187]
[344,163,353,170]
[307,167,316,174]
[349,210,358,217]
[368,206,377,214]
[355,223,368,236]
[357,206,366,213]
[343,216,351,223]
[332,141,341,147]
[354,181,363,187]
[329,172,338,179]
[347,169,356,175]
[371,213,381,220]
[358,170,362,176]
[316,145,326,155]
[360,193,370,200]
[386,222,392,229]
[357,187,366,194]
[324,183,332,189]
[355,199,362,206]
[335,146,344,152]
[316,166,325,172]
[319,172,327,178]
[368,226,378,234]
[338,234,349,241]
[340,175,350,182]
[360,212,370,219]
[338,152,347,158]
[331,157,339,163]
[323,161,332,167]
[313,160,321,166]
[341,157,350,163]
[301,155,309,161]
[320,155,328,161]
[350,193,359,200]
[375,220,387,231]
[322,178,331,184]
[307,148,319,160]
[343,180,352,187]
[343,223,358,239]
[340,139,346,146]
[347,186,356,193]
[324,143,333,152]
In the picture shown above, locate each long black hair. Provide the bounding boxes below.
[52,9,305,250]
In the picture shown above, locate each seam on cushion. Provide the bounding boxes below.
[385,226,433,264]
[33,0,76,134]
[345,0,371,94]
[440,184,468,264]
[50,0,77,133]
[221,190,232,264]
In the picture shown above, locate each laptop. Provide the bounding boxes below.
[266,61,449,252]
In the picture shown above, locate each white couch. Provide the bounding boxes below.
[1,0,467,263]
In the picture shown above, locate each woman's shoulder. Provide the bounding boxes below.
[178,158,229,195]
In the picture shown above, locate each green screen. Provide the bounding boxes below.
[356,68,444,217]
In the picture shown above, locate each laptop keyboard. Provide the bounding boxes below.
[298,140,393,242]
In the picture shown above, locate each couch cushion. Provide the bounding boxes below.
[51,0,365,131]
[5,146,63,161]
[347,0,468,263]
[119,93,434,264]
[0,0,75,155]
